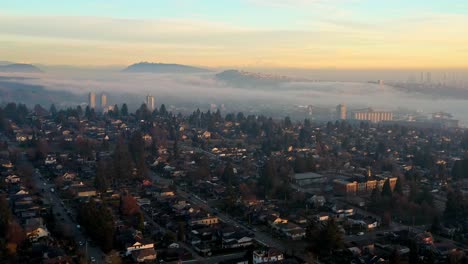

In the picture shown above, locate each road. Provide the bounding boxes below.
[32,170,104,264]
[6,138,104,263]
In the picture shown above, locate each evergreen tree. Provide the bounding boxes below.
[222,163,235,186]
[0,196,11,238]
[389,249,401,264]
[121,103,128,116]
[315,219,344,256]
[394,176,403,195]
[95,160,110,193]
[49,104,57,117]
[381,178,393,197]
[159,104,167,116]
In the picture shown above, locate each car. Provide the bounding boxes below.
[90,257,96,263]
[76,224,81,229]
[79,241,84,246]
[357,232,365,236]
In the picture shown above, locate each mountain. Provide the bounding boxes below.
[0,63,42,73]
[0,77,80,106]
[123,62,210,73]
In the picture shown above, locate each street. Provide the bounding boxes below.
[32,170,105,264]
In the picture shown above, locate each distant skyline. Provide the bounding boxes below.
[1,0,468,69]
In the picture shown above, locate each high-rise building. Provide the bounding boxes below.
[88,92,96,109]
[336,104,347,120]
[352,108,393,123]
[146,95,155,111]
[100,93,107,109]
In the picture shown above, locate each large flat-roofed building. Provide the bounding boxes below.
[352,108,393,123]
[336,104,347,120]
[293,172,325,186]
[333,176,397,196]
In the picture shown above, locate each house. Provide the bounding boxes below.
[347,215,379,229]
[189,213,219,226]
[308,195,326,207]
[69,184,97,197]
[1,160,14,169]
[131,248,157,262]
[45,155,57,165]
[25,218,50,242]
[276,223,306,240]
[16,134,32,142]
[332,206,354,218]
[314,213,330,223]
[253,248,284,264]
[62,172,77,181]
[202,131,211,139]
[5,174,21,183]
[136,198,151,207]
[220,228,255,249]
[266,215,288,227]
[125,239,155,256]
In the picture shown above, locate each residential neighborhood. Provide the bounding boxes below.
[0,101,467,263]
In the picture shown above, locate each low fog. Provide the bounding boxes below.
[1,69,467,125]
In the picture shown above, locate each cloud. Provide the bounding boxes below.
[1,11,468,68]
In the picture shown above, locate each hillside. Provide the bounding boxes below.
[123,62,210,73]
[0,63,42,73]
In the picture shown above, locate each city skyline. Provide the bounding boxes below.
[2,0,468,69]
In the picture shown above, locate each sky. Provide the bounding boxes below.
[1,0,468,69]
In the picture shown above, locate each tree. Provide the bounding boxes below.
[78,200,114,252]
[222,163,235,186]
[177,222,186,242]
[113,138,133,182]
[430,216,442,234]
[452,159,468,180]
[95,161,110,193]
[0,196,11,238]
[6,220,26,249]
[314,219,344,256]
[394,176,403,195]
[121,103,128,116]
[444,190,465,223]
[49,104,57,117]
[381,178,393,198]
[389,249,401,264]
[409,241,419,264]
[120,194,140,216]
[159,104,167,116]
[136,211,145,231]
[112,104,119,118]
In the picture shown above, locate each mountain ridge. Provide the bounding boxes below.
[0,63,43,73]
[123,62,210,73]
